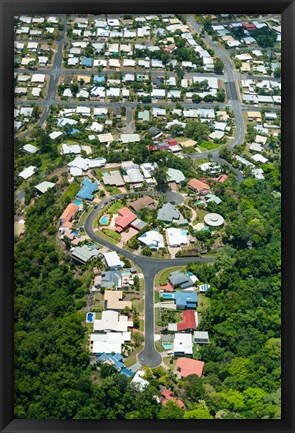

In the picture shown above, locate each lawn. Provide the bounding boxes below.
[105,186,122,195]
[139,319,144,332]
[124,344,144,367]
[163,356,177,370]
[198,141,221,151]
[155,340,165,353]
[102,228,121,241]
[195,208,208,223]
[154,266,186,287]
[197,293,210,322]
[78,204,96,227]
[94,229,118,245]
[62,181,80,201]
[155,291,160,303]
[108,202,124,214]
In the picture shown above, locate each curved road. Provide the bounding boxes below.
[84,191,214,367]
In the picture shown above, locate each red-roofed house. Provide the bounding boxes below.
[188,178,210,195]
[214,174,228,183]
[115,207,137,233]
[168,139,178,146]
[161,389,185,409]
[177,310,197,331]
[242,22,256,31]
[59,203,79,228]
[176,357,205,378]
[146,144,158,152]
[155,282,174,292]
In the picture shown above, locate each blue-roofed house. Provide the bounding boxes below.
[97,353,134,377]
[97,353,124,370]
[93,75,105,85]
[81,57,93,67]
[121,367,134,378]
[174,292,198,310]
[76,179,99,201]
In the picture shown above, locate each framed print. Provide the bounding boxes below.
[1,0,294,432]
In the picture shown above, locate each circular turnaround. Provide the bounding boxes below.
[204,213,225,227]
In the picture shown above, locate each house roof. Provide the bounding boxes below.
[35,181,55,194]
[76,179,98,200]
[167,168,185,183]
[129,196,156,212]
[93,310,133,332]
[174,291,197,308]
[157,203,179,222]
[104,290,132,311]
[103,251,124,269]
[59,203,79,222]
[177,310,197,331]
[102,170,125,187]
[188,178,210,192]
[138,230,165,250]
[176,358,205,377]
[115,207,137,231]
[169,271,194,289]
[72,245,100,263]
[174,333,193,355]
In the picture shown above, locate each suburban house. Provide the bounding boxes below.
[188,178,210,195]
[76,179,99,201]
[97,353,134,378]
[138,230,165,250]
[71,244,100,264]
[131,370,149,392]
[103,251,125,270]
[102,170,125,187]
[157,203,188,225]
[161,389,185,409]
[93,310,133,333]
[168,271,195,289]
[115,207,137,233]
[174,292,198,310]
[175,357,205,378]
[129,196,157,212]
[173,333,193,356]
[193,331,210,344]
[167,168,186,184]
[168,310,198,332]
[166,228,189,247]
[90,331,131,355]
[99,270,123,289]
[59,202,80,228]
[104,290,132,312]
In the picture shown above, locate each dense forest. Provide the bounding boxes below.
[14,156,281,418]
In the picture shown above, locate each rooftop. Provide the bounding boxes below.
[176,357,205,377]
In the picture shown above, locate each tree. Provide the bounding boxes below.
[214,58,224,74]
[184,402,214,419]
[158,400,184,419]
[153,167,169,192]
[192,94,201,104]
[133,332,144,347]
[184,121,210,142]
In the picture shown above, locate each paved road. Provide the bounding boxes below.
[187,15,246,153]
[84,191,214,368]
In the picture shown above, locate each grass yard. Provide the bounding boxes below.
[195,208,208,223]
[78,204,96,227]
[139,319,144,332]
[124,344,144,367]
[163,356,177,370]
[155,340,165,353]
[197,293,210,322]
[198,141,221,151]
[108,202,124,214]
[62,181,80,201]
[94,229,118,245]
[102,228,121,241]
[104,186,122,195]
[155,291,160,303]
[154,266,186,287]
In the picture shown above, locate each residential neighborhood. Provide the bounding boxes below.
[14,13,282,421]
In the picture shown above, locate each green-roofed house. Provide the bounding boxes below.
[138,110,150,122]
[205,194,222,205]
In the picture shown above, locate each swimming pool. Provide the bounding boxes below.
[162,293,174,299]
[102,172,108,177]
[71,230,79,236]
[163,343,173,350]
[100,214,110,225]
[86,312,96,323]
[74,200,82,206]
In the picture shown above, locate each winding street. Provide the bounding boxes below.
[84,191,214,367]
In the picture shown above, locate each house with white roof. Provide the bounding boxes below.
[166,228,189,247]
[138,230,165,250]
[174,333,193,356]
[103,251,125,270]
[19,165,37,180]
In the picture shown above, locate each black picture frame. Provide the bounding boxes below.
[1,0,294,432]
